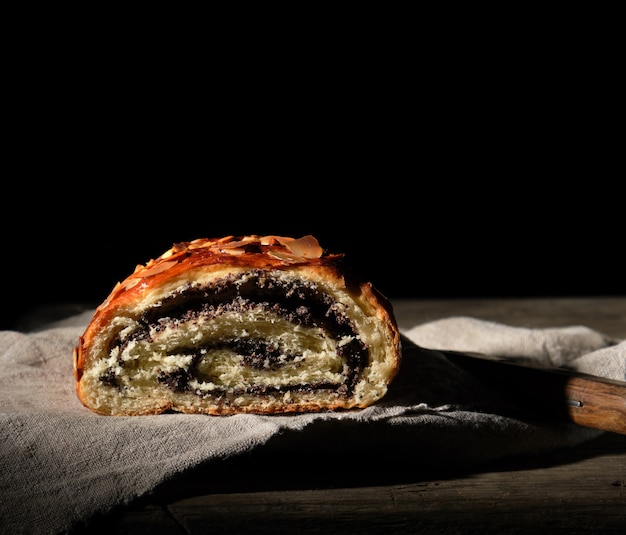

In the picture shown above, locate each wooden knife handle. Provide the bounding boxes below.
[556,372,626,435]
[441,350,626,435]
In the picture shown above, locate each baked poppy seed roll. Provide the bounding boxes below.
[73,235,401,416]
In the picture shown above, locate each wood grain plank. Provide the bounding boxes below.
[163,434,625,534]
[391,297,626,339]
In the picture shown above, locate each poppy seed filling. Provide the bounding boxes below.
[99,270,368,400]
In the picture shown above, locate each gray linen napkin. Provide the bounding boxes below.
[1,312,624,535]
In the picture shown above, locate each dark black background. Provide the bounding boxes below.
[3,148,622,330]
[3,35,623,330]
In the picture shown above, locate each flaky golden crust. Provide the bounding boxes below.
[74,235,401,416]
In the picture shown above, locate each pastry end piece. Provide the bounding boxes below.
[73,235,401,416]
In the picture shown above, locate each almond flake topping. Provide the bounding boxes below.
[108,235,329,300]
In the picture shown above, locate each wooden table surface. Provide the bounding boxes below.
[77,297,626,534]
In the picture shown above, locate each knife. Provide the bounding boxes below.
[440,349,626,435]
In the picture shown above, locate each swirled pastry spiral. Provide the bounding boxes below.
[73,235,401,415]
